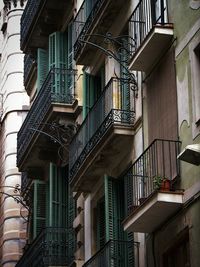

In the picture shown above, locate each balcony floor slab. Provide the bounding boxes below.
[18,100,80,171]
[71,123,135,192]
[129,25,174,72]
[123,191,183,233]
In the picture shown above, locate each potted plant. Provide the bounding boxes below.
[153,175,171,191]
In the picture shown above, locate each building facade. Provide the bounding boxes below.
[0,0,29,266]
[14,0,200,267]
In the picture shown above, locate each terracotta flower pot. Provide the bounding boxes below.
[160,179,170,191]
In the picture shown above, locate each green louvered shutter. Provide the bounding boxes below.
[37,48,48,91]
[49,32,68,99]
[83,71,87,119]
[33,180,46,239]
[48,163,68,227]
[82,72,94,143]
[124,170,134,216]
[97,197,106,250]
[46,164,68,263]
[104,175,134,267]
[124,171,135,266]
[49,32,68,70]
[120,38,130,112]
[127,232,135,267]
[85,73,95,115]
[104,175,124,241]
[83,72,102,118]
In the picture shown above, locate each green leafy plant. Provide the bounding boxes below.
[153,175,168,190]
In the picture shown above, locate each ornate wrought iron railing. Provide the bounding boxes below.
[123,139,181,216]
[129,0,169,55]
[21,0,43,48]
[17,68,76,167]
[24,54,35,86]
[16,227,73,267]
[73,0,105,58]
[21,172,31,196]
[83,239,139,267]
[69,77,136,183]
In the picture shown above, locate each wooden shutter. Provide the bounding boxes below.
[96,198,106,250]
[33,180,46,239]
[82,72,95,125]
[104,175,135,267]
[124,171,134,216]
[83,71,103,118]
[37,48,48,91]
[48,163,68,227]
[49,32,68,70]
[104,175,124,241]
[49,32,68,97]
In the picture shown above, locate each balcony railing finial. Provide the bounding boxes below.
[4,0,26,9]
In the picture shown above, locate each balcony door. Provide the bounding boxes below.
[46,164,75,263]
[49,27,74,99]
[83,69,103,144]
[47,163,68,227]
[146,50,178,181]
[96,175,134,267]
[147,50,178,142]
[49,32,68,99]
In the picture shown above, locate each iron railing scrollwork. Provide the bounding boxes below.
[69,77,136,183]
[21,172,31,196]
[83,239,139,267]
[17,68,76,166]
[20,0,43,48]
[0,184,29,221]
[16,227,73,267]
[73,0,105,58]
[123,139,181,216]
[129,0,169,56]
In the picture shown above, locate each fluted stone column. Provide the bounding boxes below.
[0,1,28,266]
